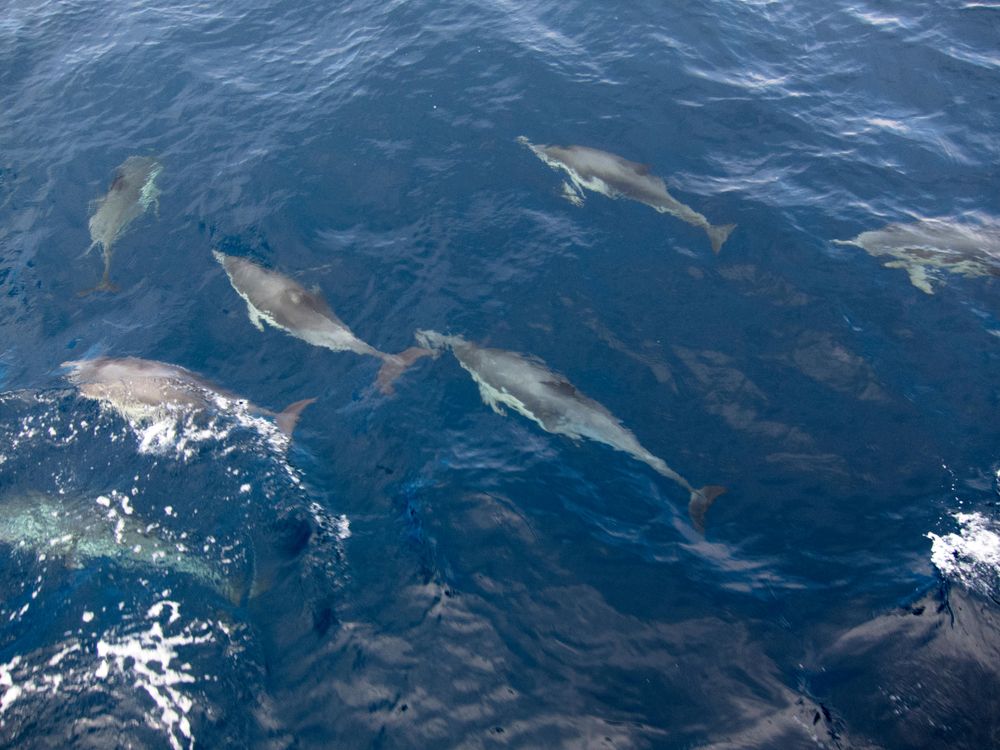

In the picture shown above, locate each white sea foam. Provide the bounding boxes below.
[0,599,222,750]
[927,512,1000,597]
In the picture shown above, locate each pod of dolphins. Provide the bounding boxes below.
[12,133,996,591]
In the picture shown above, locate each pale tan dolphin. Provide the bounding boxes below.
[82,156,162,293]
[518,136,736,253]
[416,330,725,532]
[63,356,314,437]
[213,251,429,393]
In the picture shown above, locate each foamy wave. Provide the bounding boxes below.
[927,512,1000,597]
[0,390,302,488]
[124,396,289,462]
[0,599,234,750]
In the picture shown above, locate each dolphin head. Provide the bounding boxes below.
[60,358,106,384]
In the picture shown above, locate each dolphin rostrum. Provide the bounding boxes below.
[415,330,725,531]
[0,491,250,603]
[62,356,314,437]
[213,251,430,393]
[833,217,1000,294]
[82,156,163,294]
[518,136,736,254]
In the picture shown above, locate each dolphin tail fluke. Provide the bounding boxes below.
[707,223,736,254]
[689,485,726,534]
[275,397,317,437]
[375,346,433,395]
[77,279,120,296]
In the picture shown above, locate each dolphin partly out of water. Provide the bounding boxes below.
[62,356,314,437]
[213,251,430,393]
[833,217,1000,294]
[82,156,163,294]
[0,491,250,603]
[415,330,725,532]
[518,136,736,254]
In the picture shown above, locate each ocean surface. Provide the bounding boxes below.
[1,1,999,747]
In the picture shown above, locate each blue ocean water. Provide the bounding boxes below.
[2,0,1000,747]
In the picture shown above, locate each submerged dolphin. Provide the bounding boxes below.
[62,356,314,436]
[415,330,725,531]
[82,156,163,294]
[833,217,1000,294]
[213,251,430,393]
[518,136,736,254]
[0,492,249,603]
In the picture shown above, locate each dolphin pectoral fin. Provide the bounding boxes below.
[560,181,585,207]
[275,397,317,437]
[707,223,736,255]
[247,307,266,331]
[375,346,433,395]
[79,240,100,259]
[884,261,935,294]
[245,569,274,602]
[688,485,726,534]
[476,383,507,416]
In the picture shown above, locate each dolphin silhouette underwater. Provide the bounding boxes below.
[416,330,725,531]
[82,155,163,294]
[0,491,250,603]
[518,136,736,254]
[213,251,429,393]
[834,217,1000,294]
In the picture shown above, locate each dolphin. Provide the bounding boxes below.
[833,217,1000,294]
[62,356,314,437]
[415,330,725,531]
[518,136,736,254]
[82,156,163,294]
[213,251,430,393]
[0,491,249,603]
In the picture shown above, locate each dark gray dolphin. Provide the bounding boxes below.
[416,330,725,532]
[82,156,163,293]
[213,251,429,393]
[833,216,1000,294]
[518,136,736,254]
[62,356,314,437]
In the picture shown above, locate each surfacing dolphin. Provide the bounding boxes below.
[213,251,430,393]
[415,330,725,532]
[82,155,163,294]
[62,356,314,437]
[833,217,1000,294]
[0,491,250,603]
[518,136,736,254]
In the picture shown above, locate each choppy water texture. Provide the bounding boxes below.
[2,1,1000,747]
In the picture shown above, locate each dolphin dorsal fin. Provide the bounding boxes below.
[544,379,578,397]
